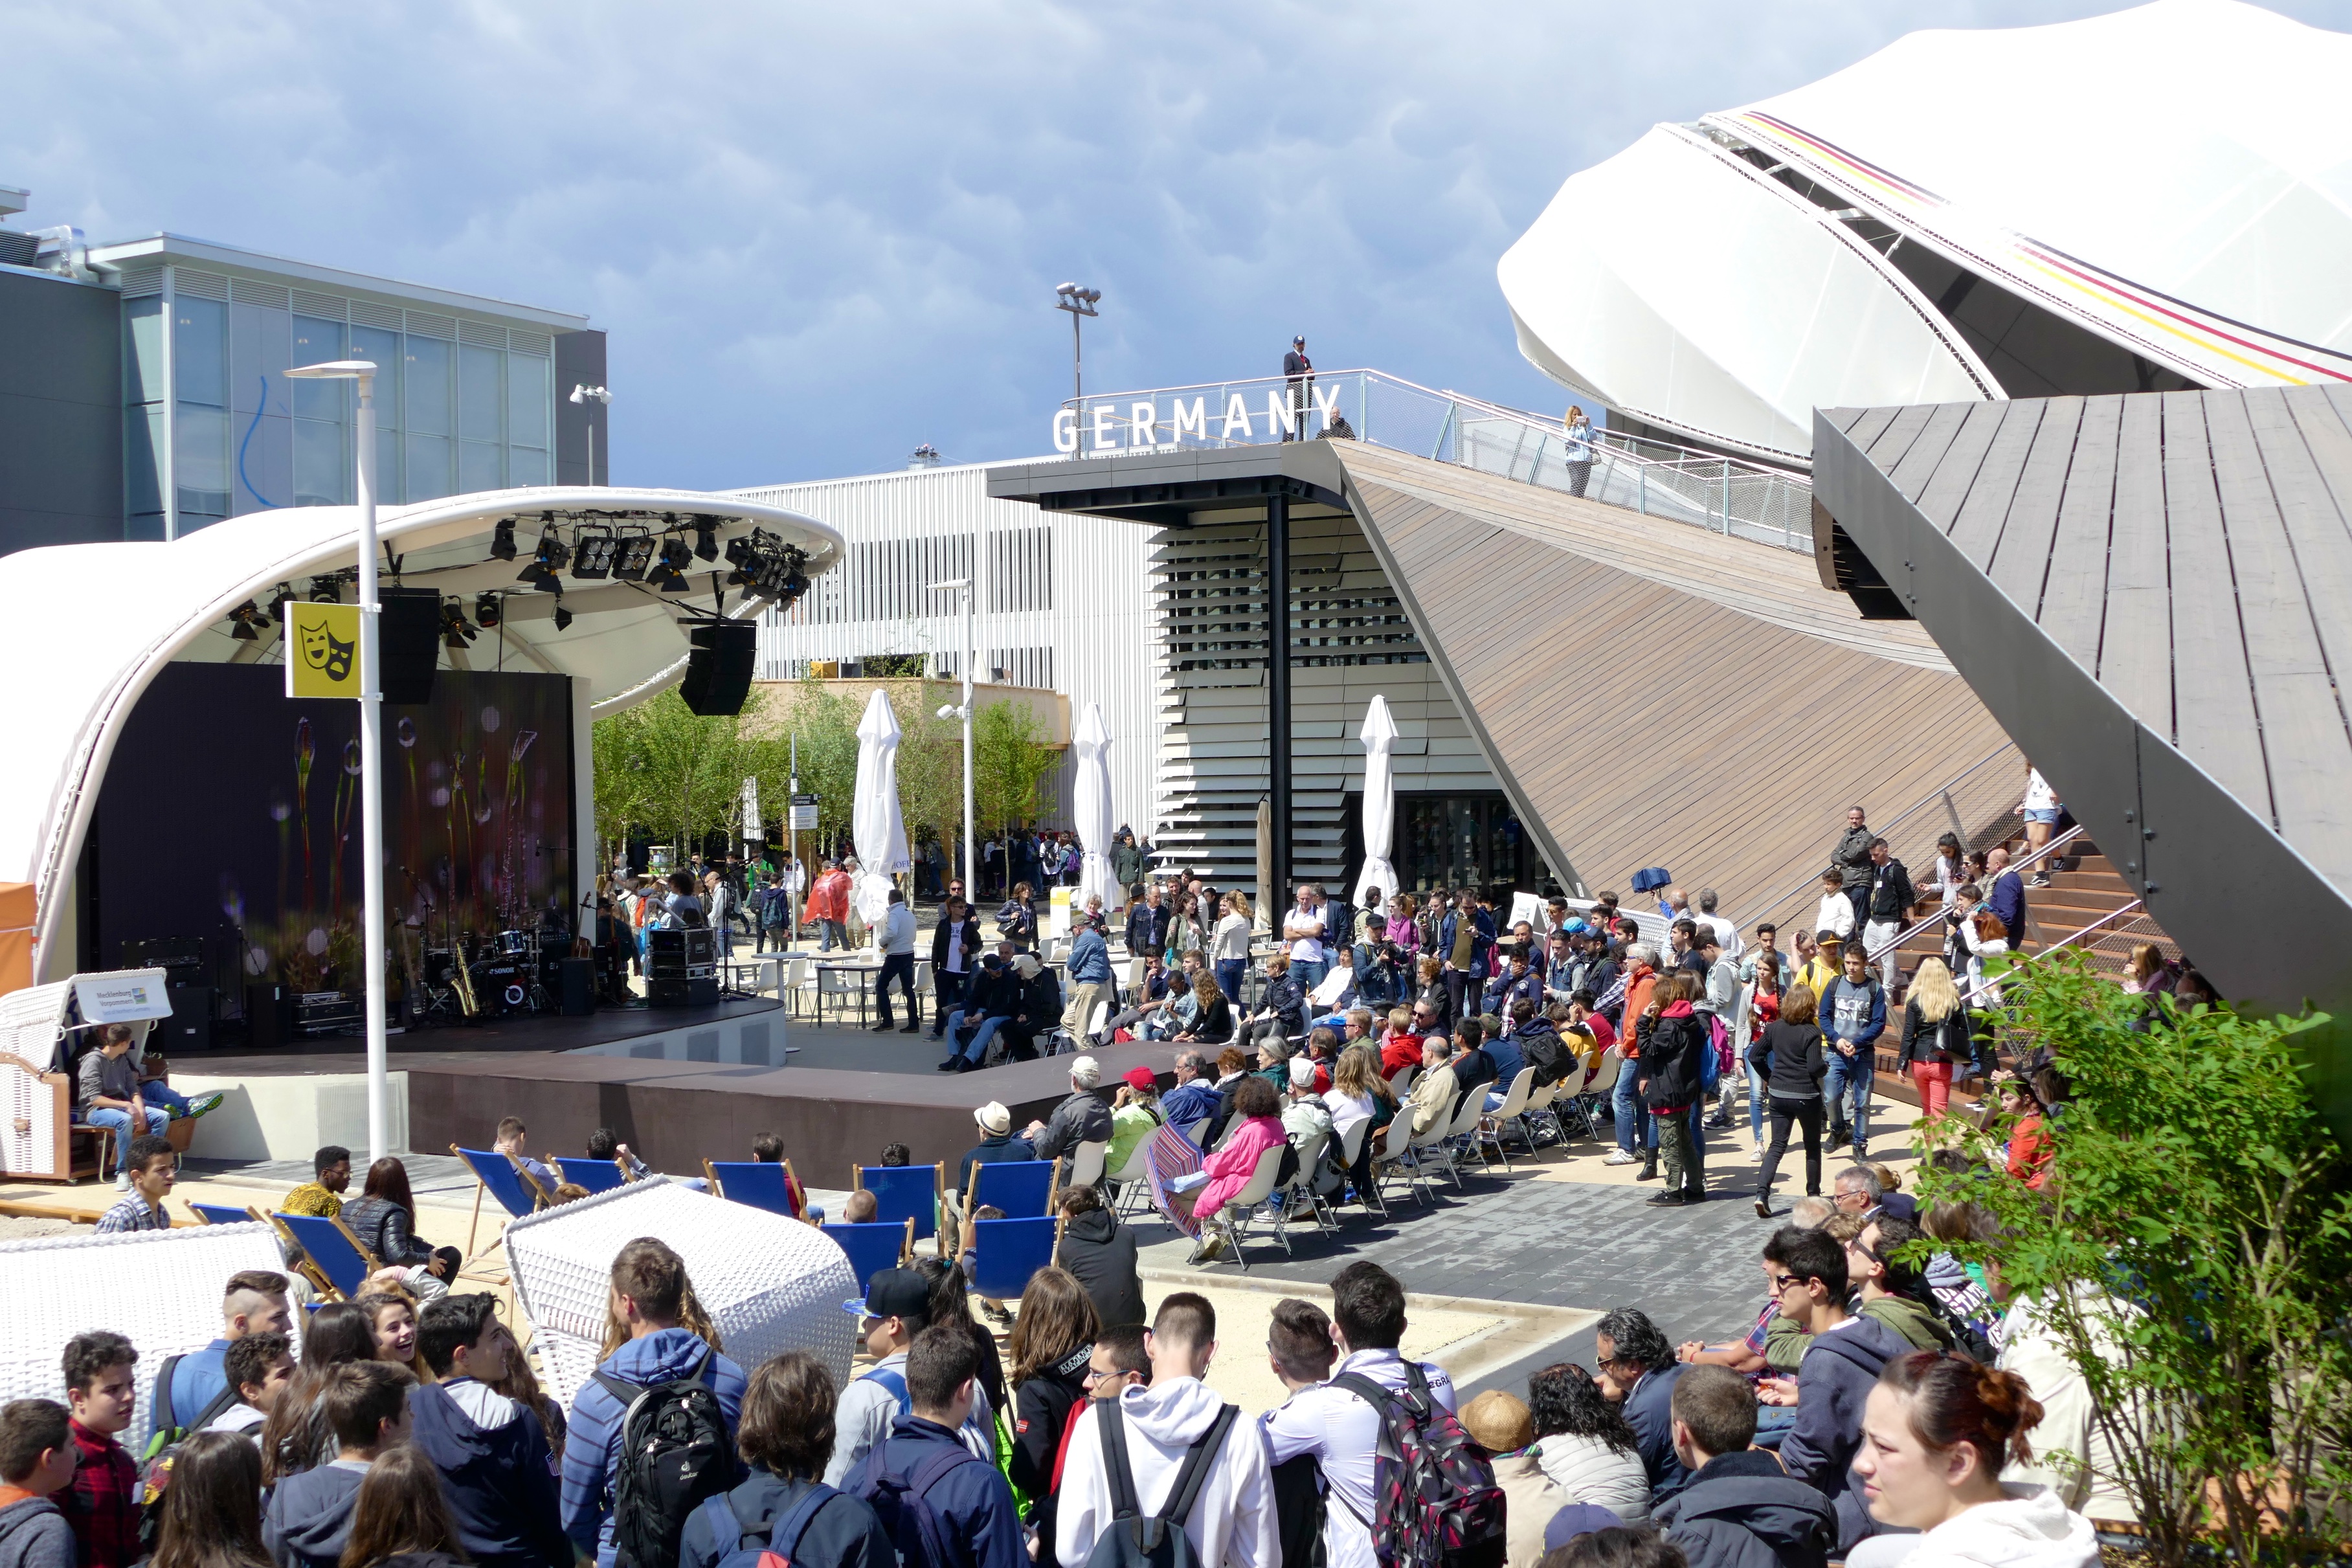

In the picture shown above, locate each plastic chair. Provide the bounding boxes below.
[1184,1117,1211,1148]
[965,1158,1059,1219]
[1103,1138,1154,1216]
[555,1156,630,1194]
[1408,1085,1464,1188]
[1206,1144,1290,1273]
[190,1202,267,1227]
[270,1212,379,1299]
[854,1163,945,1252]
[817,966,864,1025]
[783,956,815,1018]
[1569,1046,1623,1140]
[1444,1086,1494,1176]
[1483,1068,1538,1167]
[1271,1128,1338,1240]
[824,1217,916,1306]
[705,1158,806,1220]
[1370,1115,1425,1207]
[449,1145,550,1262]
[1333,1117,1376,1212]
[1064,1139,1109,1191]
[963,1214,1064,1302]
[1392,1066,1419,1099]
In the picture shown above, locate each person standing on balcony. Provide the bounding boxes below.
[2017,767,2063,888]
[1565,406,1596,498]
[1283,337,1313,441]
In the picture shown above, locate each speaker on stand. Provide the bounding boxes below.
[378,587,443,706]
[680,622,757,716]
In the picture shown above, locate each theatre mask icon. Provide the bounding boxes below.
[284,601,364,699]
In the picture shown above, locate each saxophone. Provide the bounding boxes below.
[453,940,480,1018]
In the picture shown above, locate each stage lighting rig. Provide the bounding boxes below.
[692,515,720,562]
[475,592,502,629]
[647,531,694,593]
[224,600,265,642]
[612,530,655,581]
[440,599,478,652]
[554,604,575,631]
[266,583,295,622]
[571,524,618,579]
[517,516,570,592]
[489,517,517,562]
[310,576,344,603]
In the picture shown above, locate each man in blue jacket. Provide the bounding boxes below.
[1593,1306,1689,1504]
[410,1294,568,1568]
[846,1324,1024,1568]
[155,1269,292,1435]
[1817,945,1886,1154]
[1159,1051,1221,1133]
[1060,913,1115,1044]
[1123,886,1170,963]
[1758,1226,1907,1554]
[560,1240,748,1568]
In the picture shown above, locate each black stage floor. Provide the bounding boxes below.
[195,994,789,1075]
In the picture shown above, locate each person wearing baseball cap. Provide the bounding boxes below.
[950,1101,1035,1226]
[826,1268,998,1488]
[1282,335,1314,442]
[1106,1066,1163,1182]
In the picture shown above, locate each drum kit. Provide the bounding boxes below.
[418,926,563,1024]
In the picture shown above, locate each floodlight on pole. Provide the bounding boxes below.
[930,576,977,899]
[569,384,611,486]
[1053,284,1101,412]
[282,358,390,1166]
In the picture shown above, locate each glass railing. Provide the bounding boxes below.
[1057,368,1815,552]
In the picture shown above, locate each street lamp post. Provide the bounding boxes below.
[569,384,611,485]
[930,578,976,897]
[284,359,389,1165]
[1053,283,1100,419]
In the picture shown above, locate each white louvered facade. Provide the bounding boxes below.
[731,460,1160,834]
[1154,507,1507,889]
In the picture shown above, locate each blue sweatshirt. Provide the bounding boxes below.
[265,1460,370,1568]
[559,1330,748,1567]
[409,1378,570,1568]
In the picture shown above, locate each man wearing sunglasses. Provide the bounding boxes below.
[1754,1226,1906,1555]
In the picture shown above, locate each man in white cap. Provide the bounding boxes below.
[1026,1055,1114,1162]
[951,1102,1036,1223]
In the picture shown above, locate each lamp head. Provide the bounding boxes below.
[284,360,379,382]
[931,577,971,594]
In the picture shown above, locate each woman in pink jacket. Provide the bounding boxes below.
[1174,1075,1287,1264]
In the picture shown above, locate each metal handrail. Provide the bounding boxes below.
[1753,740,2023,943]
[1865,824,2088,963]
[1958,898,2145,1009]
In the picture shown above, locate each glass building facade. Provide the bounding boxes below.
[114,260,561,539]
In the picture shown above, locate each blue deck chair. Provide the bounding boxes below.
[271,1212,377,1300]
[824,1218,916,1309]
[190,1202,265,1227]
[555,1156,630,1195]
[451,1145,550,1264]
[704,1159,805,1220]
[963,1215,1063,1303]
[961,1158,1059,1219]
[854,1163,945,1253]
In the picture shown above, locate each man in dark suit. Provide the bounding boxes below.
[1123,884,1171,959]
[1984,847,2028,949]
[1282,336,1313,441]
[1595,1306,1691,1505]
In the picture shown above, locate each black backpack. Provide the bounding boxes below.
[1082,1398,1241,1568]
[592,1349,738,1568]
[1330,1363,1506,1568]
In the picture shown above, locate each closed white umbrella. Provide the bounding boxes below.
[851,689,911,924]
[1073,701,1119,911]
[1353,695,1400,911]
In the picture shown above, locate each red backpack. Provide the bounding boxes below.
[1330,1362,1506,1568]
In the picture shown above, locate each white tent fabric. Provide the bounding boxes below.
[0,487,842,975]
[0,1222,293,1450]
[502,1178,855,1412]
[1352,696,1401,912]
[1072,702,1118,911]
[851,689,911,924]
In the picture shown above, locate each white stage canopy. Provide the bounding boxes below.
[0,486,844,977]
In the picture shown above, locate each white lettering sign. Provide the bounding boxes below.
[1051,385,1350,453]
[1220,393,1252,440]
[1266,388,1297,437]
[1053,408,1079,453]
[1172,398,1206,441]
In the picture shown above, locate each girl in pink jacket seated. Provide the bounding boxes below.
[1172,1075,1286,1264]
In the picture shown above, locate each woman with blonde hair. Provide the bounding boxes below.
[1898,958,1969,1121]
[1324,1043,1398,1202]
[1211,892,1253,1005]
[1174,969,1234,1046]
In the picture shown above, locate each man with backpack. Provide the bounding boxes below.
[827,1271,995,1487]
[151,1270,293,1443]
[1055,1292,1275,1568]
[561,1240,748,1568]
[409,1294,570,1568]
[679,1351,895,1568]
[1262,1262,1503,1568]
[845,1325,1023,1568]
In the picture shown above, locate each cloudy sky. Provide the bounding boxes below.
[8,0,2346,487]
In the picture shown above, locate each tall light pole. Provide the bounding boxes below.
[1054,283,1100,416]
[284,358,389,1165]
[930,577,976,897]
[569,384,611,485]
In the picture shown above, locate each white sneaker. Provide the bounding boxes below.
[115,1170,131,1191]
[1604,1147,1639,1166]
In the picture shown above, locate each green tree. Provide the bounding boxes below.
[974,699,1060,858]
[1911,956,2352,1568]
[592,688,783,866]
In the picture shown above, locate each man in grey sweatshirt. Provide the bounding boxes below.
[0,1398,78,1568]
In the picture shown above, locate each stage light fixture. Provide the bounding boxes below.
[489,517,517,562]
[571,526,617,579]
[554,604,574,631]
[692,515,719,562]
[440,599,478,651]
[311,576,342,603]
[612,531,654,581]
[647,532,694,593]
[225,600,263,642]
[266,583,295,621]
[475,592,502,629]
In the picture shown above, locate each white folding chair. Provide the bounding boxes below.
[1483,1068,1538,1166]
[1444,1086,1494,1176]
[1393,1065,1420,1099]
[1333,1116,1376,1213]
[1185,1116,1211,1148]
[1211,1143,1294,1271]
[816,966,863,1025]
[1104,1137,1153,1216]
[783,956,815,1018]
[1064,1138,1109,1191]
[1409,1086,1464,1188]
[1370,1115,1425,1207]
[1521,1081,1559,1147]
[1269,1128,1338,1240]
[1571,1046,1624,1140]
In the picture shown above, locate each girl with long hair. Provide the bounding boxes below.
[1525,1361,1649,1522]
[1324,1044,1397,1201]
[339,1158,456,1299]
[912,1256,1008,1443]
[1211,893,1252,1006]
[1005,1267,1099,1536]
[151,1431,272,1568]
[596,1240,724,1358]
[1965,912,2010,1007]
[261,1301,379,1484]
[1898,958,1968,1121]
[336,1444,467,1568]
[1174,969,1233,1046]
[357,1291,430,1383]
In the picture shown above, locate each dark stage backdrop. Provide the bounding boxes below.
[94,662,576,1003]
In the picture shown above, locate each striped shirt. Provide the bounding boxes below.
[93,1196,170,1234]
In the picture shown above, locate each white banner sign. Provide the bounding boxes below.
[1053,383,1348,454]
[73,970,175,1025]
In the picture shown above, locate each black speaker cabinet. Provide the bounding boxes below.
[646,976,719,1009]
[244,983,292,1049]
[559,958,598,1016]
[379,587,443,706]
[157,985,214,1052]
[680,621,757,716]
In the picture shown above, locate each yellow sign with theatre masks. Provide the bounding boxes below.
[284,600,364,699]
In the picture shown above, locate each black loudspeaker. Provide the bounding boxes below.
[379,587,443,706]
[647,976,719,1009]
[245,983,291,1049]
[157,985,214,1052]
[679,622,757,716]
[559,958,598,1016]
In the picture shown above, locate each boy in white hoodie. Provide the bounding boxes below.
[1055,1292,1277,1568]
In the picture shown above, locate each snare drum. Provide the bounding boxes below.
[498,930,530,957]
